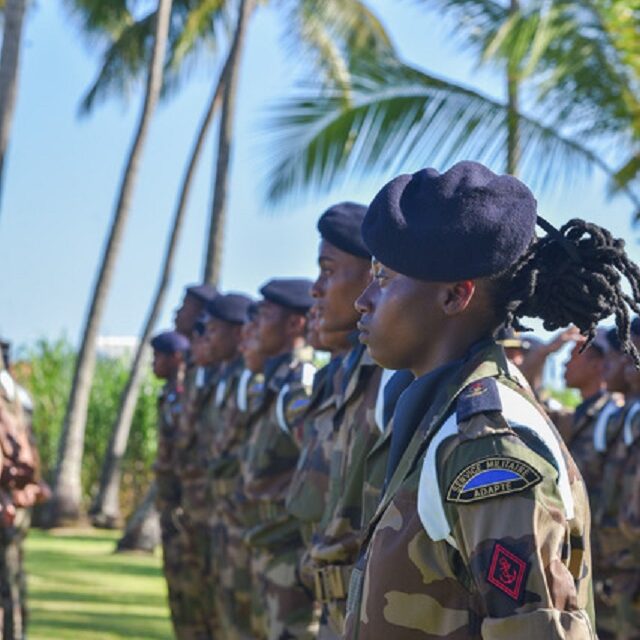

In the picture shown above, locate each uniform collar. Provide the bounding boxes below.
[377,340,509,520]
[383,360,460,487]
[264,352,292,384]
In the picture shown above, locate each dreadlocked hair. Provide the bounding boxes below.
[489,218,640,367]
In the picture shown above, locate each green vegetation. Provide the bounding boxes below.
[548,387,581,409]
[25,528,171,640]
[17,338,162,513]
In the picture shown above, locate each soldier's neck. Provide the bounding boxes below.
[579,380,606,401]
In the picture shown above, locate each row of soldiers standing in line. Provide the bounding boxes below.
[501,323,640,639]
[149,161,640,640]
[0,341,49,640]
[151,200,394,639]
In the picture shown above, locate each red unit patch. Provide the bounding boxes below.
[486,543,528,601]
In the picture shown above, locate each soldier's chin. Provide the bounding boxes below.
[362,336,392,369]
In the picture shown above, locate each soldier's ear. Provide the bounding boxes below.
[441,280,475,316]
[285,312,307,339]
[231,325,243,343]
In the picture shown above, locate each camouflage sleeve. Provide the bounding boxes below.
[436,413,595,639]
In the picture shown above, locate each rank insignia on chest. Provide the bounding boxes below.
[446,456,541,504]
[486,542,529,601]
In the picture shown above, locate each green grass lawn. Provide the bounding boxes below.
[25,528,173,640]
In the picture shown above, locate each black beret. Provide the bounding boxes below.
[206,293,254,325]
[150,331,190,354]
[362,161,538,281]
[186,283,218,305]
[317,202,370,259]
[260,278,314,313]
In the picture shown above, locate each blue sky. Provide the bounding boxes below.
[1,1,637,353]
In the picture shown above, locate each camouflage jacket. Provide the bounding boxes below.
[241,352,313,548]
[595,400,639,574]
[309,346,383,575]
[344,342,595,640]
[178,364,220,524]
[357,369,415,533]
[286,357,342,544]
[203,357,247,488]
[175,363,203,459]
[564,391,622,525]
[619,399,640,552]
[153,377,183,512]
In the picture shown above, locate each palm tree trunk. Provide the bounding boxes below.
[0,0,27,214]
[43,0,174,528]
[90,73,228,528]
[115,482,160,553]
[506,0,520,175]
[203,0,254,285]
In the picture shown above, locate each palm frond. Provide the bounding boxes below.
[168,0,226,70]
[452,1,639,142]
[63,0,134,42]
[262,57,630,209]
[278,0,395,90]
[77,0,227,114]
[412,0,508,53]
[78,10,156,115]
[613,153,640,196]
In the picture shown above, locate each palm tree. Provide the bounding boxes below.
[44,0,174,527]
[263,0,640,213]
[201,0,395,282]
[90,4,240,528]
[116,482,160,552]
[203,0,253,284]
[0,0,27,215]
[460,0,640,207]
[87,0,395,526]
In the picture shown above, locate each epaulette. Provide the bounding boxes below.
[456,377,502,424]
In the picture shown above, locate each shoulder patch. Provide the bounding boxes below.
[446,455,542,504]
[456,378,502,423]
[486,542,529,602]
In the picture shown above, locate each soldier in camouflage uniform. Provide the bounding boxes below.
[596,320,640,639]
[172,283,219,640]
[295,203,386,638]
[200,293,254,639]
[286,306,352,592]
[563,329,627,636]
[617,320,640,639]
[179,313,223,640]
[237,301,268,637]
[241,278,316,640]
[563,332,621,504]
[340,161,640,638]
[149,330,190,638]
